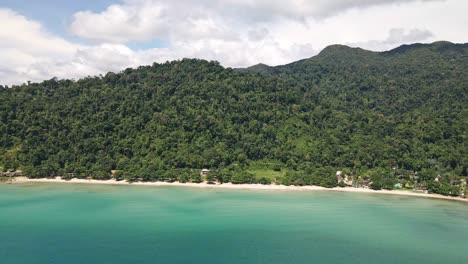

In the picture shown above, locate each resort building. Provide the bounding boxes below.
[200,169,210,176]
[336,171,353,186]
[336,171,344,183]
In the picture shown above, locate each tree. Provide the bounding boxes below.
[190,172,202,183]
[114,171,125,181]
[178,172,189,183]
[257,177,271,185]
[0,43,466,198]
[231,171,254,184]
[206,171,216,183]
[370,181,382,190]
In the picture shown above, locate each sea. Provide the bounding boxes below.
[1,183,467,264]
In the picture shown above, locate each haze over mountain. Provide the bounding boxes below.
[1,42,466,189]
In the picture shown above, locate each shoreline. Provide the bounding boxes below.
[11,177,468,203]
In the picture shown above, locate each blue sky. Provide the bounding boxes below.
[0,0,163,49]
[1,0,468,85]
[0,0,113,36]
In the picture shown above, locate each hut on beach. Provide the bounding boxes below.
[200,169,210,176]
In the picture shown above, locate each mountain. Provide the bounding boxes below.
[236,63,276,74]
[0,42,466,189]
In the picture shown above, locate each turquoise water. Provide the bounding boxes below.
[0,183,467,264]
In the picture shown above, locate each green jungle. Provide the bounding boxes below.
[0,41,467,196]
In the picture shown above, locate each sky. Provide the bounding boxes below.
[1,0,468,85]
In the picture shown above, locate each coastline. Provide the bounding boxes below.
[11,177,468,203]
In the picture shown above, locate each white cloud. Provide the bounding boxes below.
[0,9,82,85]
[70,0,240,43]
[349,28,434,51]
[216,0,443,21]
[248,28,269,42]
[0,9,145,85]
[70,2,167,43]
[0,9,78,66]
[1,0,468,85]
[69,0,442,44]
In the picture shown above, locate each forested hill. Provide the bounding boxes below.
[0,41,467,187]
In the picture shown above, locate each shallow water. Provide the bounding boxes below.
[1,183,467,264]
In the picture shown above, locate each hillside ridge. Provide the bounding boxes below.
[0,40,466,195]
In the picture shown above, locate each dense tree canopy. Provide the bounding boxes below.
[0,42,466,191]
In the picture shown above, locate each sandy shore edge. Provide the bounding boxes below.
[11,176,468,203]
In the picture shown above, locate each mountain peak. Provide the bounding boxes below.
[238,63,274,74]
[248,63,270,69]
[384,41,468,55]
[316,44,374,59]
[318,44,353,55]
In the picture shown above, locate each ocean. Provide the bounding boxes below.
[1,183,467,264]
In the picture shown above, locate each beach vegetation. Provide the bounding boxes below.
[0,42,466,196]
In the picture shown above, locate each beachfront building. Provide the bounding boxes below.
[200,169,210,176]
[336,171,353,186]
[344,175,353,186]
[336,171,344,183]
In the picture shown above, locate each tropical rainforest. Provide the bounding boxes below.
[0,41,466,194]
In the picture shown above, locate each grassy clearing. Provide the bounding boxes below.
[247,168,285,183]
[247,161,286,183]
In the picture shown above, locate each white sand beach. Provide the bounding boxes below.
[11,177,468,203]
